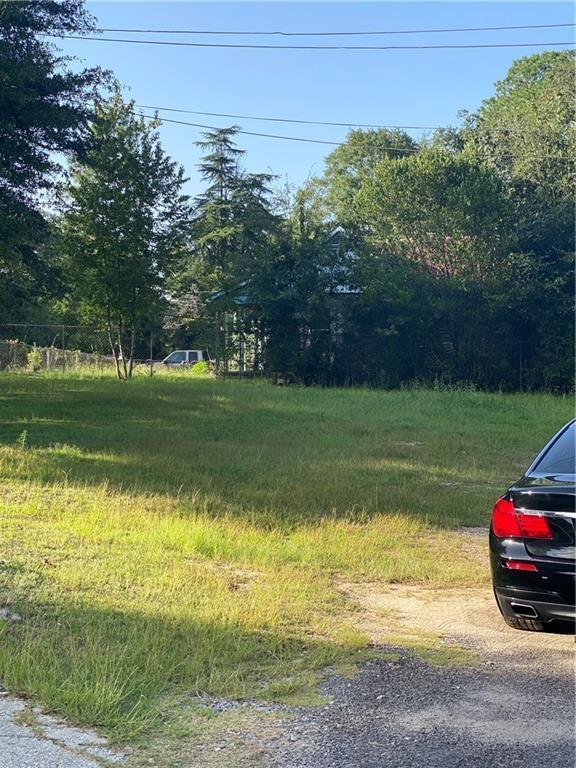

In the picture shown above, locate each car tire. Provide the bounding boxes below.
[503,615,545,632]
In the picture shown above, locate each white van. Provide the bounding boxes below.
[162,350,207,367]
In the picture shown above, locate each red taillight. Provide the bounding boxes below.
[491,497,553,540]
[491,498,521,537]
[503,559,538,571]
[517,514,553,539]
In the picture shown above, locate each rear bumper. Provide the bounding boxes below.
[495,586,576,623]
[490,532,575,622]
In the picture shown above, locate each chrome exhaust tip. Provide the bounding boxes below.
[510,602,539,618]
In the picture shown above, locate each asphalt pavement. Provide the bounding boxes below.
[0,696,124,768]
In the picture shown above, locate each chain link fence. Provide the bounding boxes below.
[0,323,210,376]
[0,324,115,372]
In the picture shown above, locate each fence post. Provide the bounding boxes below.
[149,325,154,377]
[61,326,66,374]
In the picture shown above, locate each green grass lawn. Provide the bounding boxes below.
[0,373,571,740]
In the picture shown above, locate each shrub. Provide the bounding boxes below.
[190,361,213,377]
[26,346,43,372]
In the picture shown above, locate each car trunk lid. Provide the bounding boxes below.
[510,484,575,561]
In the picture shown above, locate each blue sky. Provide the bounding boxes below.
[59,1,574,197]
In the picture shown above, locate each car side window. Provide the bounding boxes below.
[535,424,576,475]
[165,351,186,363]
[188,351,199,362]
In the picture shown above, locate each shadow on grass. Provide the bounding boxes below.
[0,576,356,741]
[0,375,566,530]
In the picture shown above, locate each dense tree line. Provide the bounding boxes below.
[1,2,573,387]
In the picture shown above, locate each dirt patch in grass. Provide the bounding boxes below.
[338,581,574,671]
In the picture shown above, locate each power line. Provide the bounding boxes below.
[53,34,574,51]
[136,112,343,146]
[136,111,576,159]
[135,104,437,130]
[135,111,418,149]
[97,22,575,37]
[137,103,576,136]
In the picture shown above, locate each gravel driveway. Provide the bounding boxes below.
[266,645,574,768]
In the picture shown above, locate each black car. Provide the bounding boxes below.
[490,419,575,631]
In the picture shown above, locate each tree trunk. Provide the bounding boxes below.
[127,286,137,379]
[106,311,123,380]
[128,324,136,378]
[117,320,127,380]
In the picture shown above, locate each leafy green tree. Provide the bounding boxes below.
[342,250,435,386]
[465,51,575,389]
[251,201,352,382]
[468,51,575,201]
[279,54,574,390]
[233,171,278,276]
[326,148,531,387]
[185,128,280,370]
[0,0,105,320]
[299,129,417,227]
[59,92,190,379]
[356,148,513,282]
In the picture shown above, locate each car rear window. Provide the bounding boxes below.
[534,423,576,475]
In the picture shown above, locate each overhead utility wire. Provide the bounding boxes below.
[135,104,438,130]
[97,22,575,36]
[136,104,575,135]
[135,111,418,149]
[136,112,575,159]
[53,35,574,51]
[137,104,576,134]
